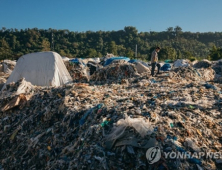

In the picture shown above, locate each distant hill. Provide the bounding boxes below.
[0,26,222,61]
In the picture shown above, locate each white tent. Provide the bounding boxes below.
[4,51,72,87]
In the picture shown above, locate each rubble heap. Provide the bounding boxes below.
[91,62,139,82]
[169,66,215,82]
[212,60,222,83]
[65,61,89,82]
[193,59,212,68]
[1,78,35,98]
[0,60,16,79]
[0,71,222,170]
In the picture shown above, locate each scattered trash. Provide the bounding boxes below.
[173,59,190,68]
[65,58,90,82]
[193,59,212,68]
[133,62,150,74]
[91,62,139,81]
[161,63,171,71]
[103,56,130,66]
[0,57,222,170]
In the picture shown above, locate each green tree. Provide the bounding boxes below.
[177,50,182,59]
[0,38,12,60]
[159,47,176,60]
[126,48,134,58]
[41,39,51,51]
[174,26,182,37]
[0,26,222,60]
[59,49,66,56]
[209,46,222,60]
[167,27,174,32]
[117,45,126,56]
[97,52,102,58]
[108,41,117,55]
[182,51,193,59]
[86,48,97,58]
[124,26,138,36]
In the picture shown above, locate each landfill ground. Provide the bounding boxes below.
[1,61,222,170]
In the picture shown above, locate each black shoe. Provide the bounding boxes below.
[157,72,161,74]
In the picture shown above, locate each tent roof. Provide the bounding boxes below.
[4,51,72,87]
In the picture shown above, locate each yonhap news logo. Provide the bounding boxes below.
[146,146,222,164]
[146,146,161,164]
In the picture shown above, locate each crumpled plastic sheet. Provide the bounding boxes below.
[105,113,153,140]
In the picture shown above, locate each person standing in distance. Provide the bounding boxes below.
[151,47,161,77]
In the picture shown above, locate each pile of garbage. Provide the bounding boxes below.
[91,61,139,82]
[193,59,212,69]
[160,63,172,71]
[64,57,218,84]
[0,68,222,170]
[65,59,90,82]
[1,78,35,97]
[64,55,151,84]
[169,66,215,82]
[133,62,150,74]
[211,60,222,82]
[1,57,222,170]
[173,59,191,68]
[0,60,16,77]
[197,68,215,82]
[0,60,16,91]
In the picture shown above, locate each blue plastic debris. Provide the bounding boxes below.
[150,79,157,83]
[188,157,202,165]
[204,83,217,90]
[104,57,130,66]
[128,59,149,67]
[154,127,158,132]
[158,164,166,170]
[79,103,104,125]
[166,135,177,141]
[128,59,138,63]
[176,146,186,153]
[160,63,171,71]
[164,59,173,63]
[173,136,177,141]
[142,112,151,117]
[176,146,202,165]
[194,69,201,77]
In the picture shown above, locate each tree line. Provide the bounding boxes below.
[0,26,222,61]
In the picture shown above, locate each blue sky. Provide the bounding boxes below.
[0,0,222,33]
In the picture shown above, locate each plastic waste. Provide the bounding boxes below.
[0,59,222,170]
[105,113,153,139]
[79,103,104,125]
[204,83,217,90]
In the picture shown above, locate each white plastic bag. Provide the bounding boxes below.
[106,113,153,140]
